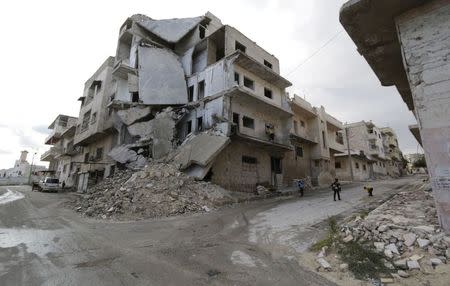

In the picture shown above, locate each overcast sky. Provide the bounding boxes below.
[0,0,421,169]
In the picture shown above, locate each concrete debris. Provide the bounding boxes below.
[403,233,417,247]
[317,258,332,270]
[380,277,394,284]
[374,242,385,252]
[430,258,442,266]
[417,238,431,248]
[408,254,423,261]
[343,235,353,243]
[116,106,152,126]
[71,160,239,220]
[339,263,348,271]
[397,270,409,278]
[407,260,420,270]
[393,259,408,270]
[386,243,400,255]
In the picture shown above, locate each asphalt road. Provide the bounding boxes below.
[0,176,421,286]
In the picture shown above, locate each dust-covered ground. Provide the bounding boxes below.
[0,176,421,286]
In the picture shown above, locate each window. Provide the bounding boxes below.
[242,156,257,164]
[232,112,240,124]
[235,41,246,53]
[314,160,320,167]
[271,157,282,174]
[296,146,303,158]
[91,112,97,124]
[363,164,367,171]
[355,162,359,169]
[234,72,240,85]
[63,164,67,173]
[264,60,273,69]
[186,120,192,135]
[293,120,298,134]
[322,131,326,148]
[243,76,254,90]
[81,110,91,130]
[300,120,305,127]
[131,92,139,103]
[264,88,273,99]
[335,162,341,169]
[199,25,205,39]
[197,117,203,131]
[198,80,205,100]
[188,86,194,102]
[84,152,90,163]
[242,116,254,129]
[96,148,103,160]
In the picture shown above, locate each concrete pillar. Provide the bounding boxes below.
[396,2,450,231]
[20,150,28,163]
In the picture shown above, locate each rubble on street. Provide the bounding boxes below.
[312,182,450,284]
[70,159,259,220]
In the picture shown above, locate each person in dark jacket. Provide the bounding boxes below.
[331,178,341,201]
[364,185,374,197]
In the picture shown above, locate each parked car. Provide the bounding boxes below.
[35,177,60,192]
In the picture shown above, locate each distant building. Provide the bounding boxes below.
[0,151,46,178]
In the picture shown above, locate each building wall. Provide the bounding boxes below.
[211,140,275,192]
[283,143,312,186]
[396,2,450,230]
[335,156,370,181]
[224,26,280,74]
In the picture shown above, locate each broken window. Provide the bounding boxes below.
[81,110,91,130]
[296,146,303,158]
[96,148,103,160]
[84,152,90,163]
[198,80,205,100]
[235,41,246,53]
[335,162,341,169]
[264,88,273,99]
[186,120,192,136]
[242,116,254,129]
[233,113,240,128]
[271,157,282,174]
[336,131,344,144]
[234,72,240,85]
[63,164,67,173]
[242,156,257,164]
[293,120,298,134]
[355,162,359,169]
[243,76,254,90]
[188,85,194,102]
[197,117,203,131]
[199,25,206,39]
[131,92,139,103]
[363,164,367,171]
[264,60,273,69]
[300,120,305,127]
[90,112,97,124]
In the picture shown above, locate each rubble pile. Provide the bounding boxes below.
[72,160,237,220]
[315,185,450,282]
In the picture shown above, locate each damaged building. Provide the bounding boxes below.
[41,11,405,194]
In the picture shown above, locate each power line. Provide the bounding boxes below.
[286,30,344,76]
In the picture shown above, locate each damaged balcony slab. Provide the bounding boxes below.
[116,106,153,126]
[173,133,230,179]
[107,145,147,170]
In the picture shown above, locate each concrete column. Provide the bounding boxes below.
[396,2,450,231]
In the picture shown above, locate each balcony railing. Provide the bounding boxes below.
[41,147,62,161]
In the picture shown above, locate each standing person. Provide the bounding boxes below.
[297,179,305,197]
[331,178,341,201]
[62,181,66,190]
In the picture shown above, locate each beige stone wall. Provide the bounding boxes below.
[211,140,278,192]
[283,143,312,187]
[335,156,370,181]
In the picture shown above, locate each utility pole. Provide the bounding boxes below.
[345,125,354,181]
[28,151,37,185]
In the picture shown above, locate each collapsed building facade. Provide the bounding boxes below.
[340,0,450,230]
[41,11,404,193]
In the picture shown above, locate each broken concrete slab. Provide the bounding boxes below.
[430,258,442,266]
[386,243,400,255]
[317,258,331,270]
[412,225,435,235]
[108,145,138,164]
[374,242,385,252]
[138,16,204,44]
[343,235,353,243]
[407,260,420,270]
[117,106,152,126]
[175,133,230,170]
[397,270,409,278]
[417,238,431,248]
[128,121,153,137]
[403,232,417,247]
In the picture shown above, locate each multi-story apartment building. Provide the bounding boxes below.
[380,127,403,177]
[342,121,387,178]
[41,115,78,179]
[284,95,347,186]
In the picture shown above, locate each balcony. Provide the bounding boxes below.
[45,131,62,145]
[290,131,318,145]
[325,113,343,130]
[329,140,346,153]
[112,59,137,79]
[41,147,62,161]
[290,95,317,119]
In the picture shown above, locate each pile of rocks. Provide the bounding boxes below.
[71,160,237,220]
[336,188,450,279]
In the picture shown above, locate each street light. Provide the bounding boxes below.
[28,151,37,185]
